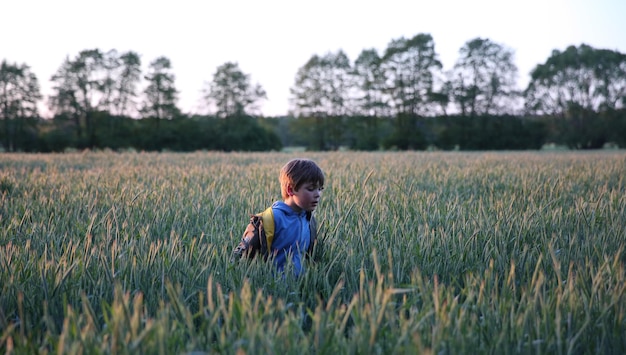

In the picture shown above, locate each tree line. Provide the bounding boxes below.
[1,34,625,152]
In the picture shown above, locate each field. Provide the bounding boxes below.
[1,150,625,354]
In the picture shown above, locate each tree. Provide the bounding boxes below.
[290,50,353,149]
[525,44,626,115]
[115,51,142,117]
[448,37,520,116]
[0,60,41,151]
[99,49,120,115]
[48,56,81,141]
[97,50,142,117]
[202,62,266,118]
[290,54,324,119]
[290,50,353,117]
[352,48,388,117]
[379,33,442,149]
[289,54,327,150]
[350,49,387,149]
[50,49,142,121]
[524,44,626,148]
[49,49,108,146]
[380,33,443,117]
[142,56,180,124]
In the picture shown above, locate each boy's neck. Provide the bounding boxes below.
[284,198,303,213]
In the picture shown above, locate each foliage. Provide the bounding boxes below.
[522,44,626,149]
[202,62,267,118]
[3,40,626,152]
[112,50,142,117]
[0,60,42,152]
[47,49,146,148]
[436,115,547,150]
[382,113,428,150]
[352,49,388,117]
[290,51,353,118]
[3,110,620,152]
[289,51,353,150]
[32,115,281,152]
[525,44,626,115]
[448,37,520,116]
[142,56,181,122]
[381,33,443,117]
[1,151,625,353]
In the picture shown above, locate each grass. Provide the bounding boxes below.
[1,150,625,354]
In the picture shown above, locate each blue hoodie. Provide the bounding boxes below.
[270,200,311,276]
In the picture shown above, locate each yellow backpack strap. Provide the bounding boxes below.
[258,206,275,254]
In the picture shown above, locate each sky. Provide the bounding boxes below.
[3,0,626,117]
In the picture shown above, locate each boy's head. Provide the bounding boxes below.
[279,158,325,200]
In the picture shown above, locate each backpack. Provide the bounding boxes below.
[231,206,318,261]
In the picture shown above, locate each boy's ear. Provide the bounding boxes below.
[287,184,295,196]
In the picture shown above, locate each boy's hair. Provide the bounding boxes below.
[279,159,324,199]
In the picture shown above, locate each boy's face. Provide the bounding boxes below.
[288,182,323,212]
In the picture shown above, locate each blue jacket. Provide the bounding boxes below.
[271,201,311,276]
[231,201,318,276]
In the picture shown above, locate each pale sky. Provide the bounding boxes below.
[3,0,626,117]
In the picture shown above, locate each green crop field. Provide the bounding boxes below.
[1,151,625,354]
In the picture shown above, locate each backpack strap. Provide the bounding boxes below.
[257,206,275,256]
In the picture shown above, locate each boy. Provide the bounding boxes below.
[232,158,324,276]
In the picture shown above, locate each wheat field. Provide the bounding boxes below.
[1,150,625,354]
